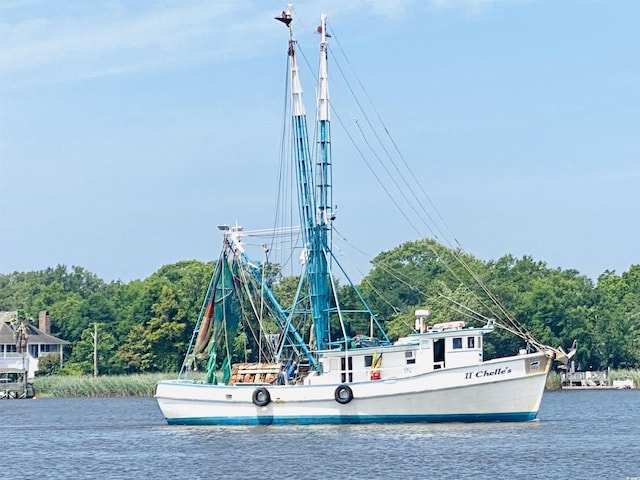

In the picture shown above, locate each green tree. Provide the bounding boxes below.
[115,285,186,372]
[63,324,120,375]
[35,353,63,376]
[593,266,640,368]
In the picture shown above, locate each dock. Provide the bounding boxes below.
[0,368,35,399]
[561,368,635,390]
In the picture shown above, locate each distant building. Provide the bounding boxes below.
[0,310,69,379]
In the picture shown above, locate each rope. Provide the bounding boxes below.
[324,21,543,347]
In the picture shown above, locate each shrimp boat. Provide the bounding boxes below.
[155,6,574,425]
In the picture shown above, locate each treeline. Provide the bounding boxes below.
[0,261,213,375]
[1,240,638,375]
[361,240,639,369]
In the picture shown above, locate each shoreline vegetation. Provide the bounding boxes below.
[31,370,639,398]
[33,373,180,398]
[4,263,639,383]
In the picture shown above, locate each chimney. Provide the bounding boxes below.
[39,310,51,335]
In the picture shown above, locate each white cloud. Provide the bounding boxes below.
[1,0,513,89]
[0,2,280,88]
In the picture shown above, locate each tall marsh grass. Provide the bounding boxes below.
[33,373,179,398]
[545,371,562,391]
[611,369,640,388]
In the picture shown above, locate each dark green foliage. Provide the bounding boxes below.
[36,353,63,376]
[360,241,637,368]
[0,261,211,375]
[0,246,638,373]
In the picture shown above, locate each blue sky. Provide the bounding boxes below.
[1,0,638,284]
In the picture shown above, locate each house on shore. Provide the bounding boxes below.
[0,310,69,380]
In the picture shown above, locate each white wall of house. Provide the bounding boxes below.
[0,344,64,379]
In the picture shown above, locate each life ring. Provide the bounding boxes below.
[334,384,353,404]
[252,387,271,407]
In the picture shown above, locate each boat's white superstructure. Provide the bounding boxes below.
[157,317,553,424]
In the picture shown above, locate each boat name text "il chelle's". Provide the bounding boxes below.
[464,367,512,380]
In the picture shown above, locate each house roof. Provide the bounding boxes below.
[0,312,69,346]
[0,311,17,323]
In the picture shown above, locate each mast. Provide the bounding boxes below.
[279,6,331,352]
[313,14,332,351]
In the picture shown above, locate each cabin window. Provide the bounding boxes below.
[467,337,475,348]
[405,350,416,364]
[453,338,462,349]
[477,337,482,348]
[340,356,353,383]
[365,355,373,367]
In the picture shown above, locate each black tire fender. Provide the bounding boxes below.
[252,387,271,407]
[334,384,353,404]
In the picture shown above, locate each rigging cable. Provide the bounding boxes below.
[326,22,537,343]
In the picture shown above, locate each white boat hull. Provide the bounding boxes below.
[155,352,550,425]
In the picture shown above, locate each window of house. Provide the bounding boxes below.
[453,338,462,349]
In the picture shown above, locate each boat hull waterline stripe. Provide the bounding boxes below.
[167,412,538,426]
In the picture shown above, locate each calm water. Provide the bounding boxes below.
[1,390,638,479]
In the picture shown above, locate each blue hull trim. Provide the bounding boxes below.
[167,412,538,426]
